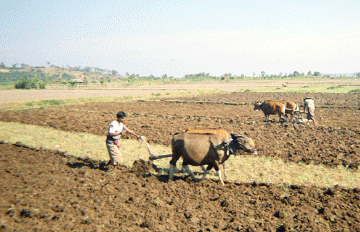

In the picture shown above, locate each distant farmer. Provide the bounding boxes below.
[303,98,316,126]
[106,111,141,166]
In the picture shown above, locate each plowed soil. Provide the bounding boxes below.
[1,92,360,231]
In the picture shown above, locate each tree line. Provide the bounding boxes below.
[1,62,359,89]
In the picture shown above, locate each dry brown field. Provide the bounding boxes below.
[1,81,360,231]
[1,78,358,103]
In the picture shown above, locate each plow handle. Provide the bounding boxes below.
[139,136,156,157]
[149,154,172,160]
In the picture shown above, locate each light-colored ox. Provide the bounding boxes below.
[254,100,286,122]
[185,128,230,140]
[280,100,299,122]
[169,132,257,185]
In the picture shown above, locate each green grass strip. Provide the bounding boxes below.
[1,121,359,188]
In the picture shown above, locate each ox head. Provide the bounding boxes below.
[227,133,258,156]
[254,101,262,111]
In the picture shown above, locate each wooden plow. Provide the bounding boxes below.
[139,136,172,160]
[293,110,307,123]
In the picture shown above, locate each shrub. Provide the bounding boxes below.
[14,76,46,89]
[349,89,360,93]
[327,85,343,90]
[69,81,77,87]
[15,77,33,89]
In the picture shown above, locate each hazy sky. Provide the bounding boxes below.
[1,0,359,77]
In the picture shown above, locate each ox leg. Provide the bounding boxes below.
[201,165,207,172]
[169,164,175,180]
[222,163,228,178]
[169,153,180,180]
[289,114,294,122]
[265,115,269,122]
[183,165,197,181]
[214,163,225,185]
[216,170,225,185]
[200,169,210,180]
[285,115,289,123]
[200,165,213,180]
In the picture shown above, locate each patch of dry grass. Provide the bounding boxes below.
[1,121,359,188]
[0,121,171,168]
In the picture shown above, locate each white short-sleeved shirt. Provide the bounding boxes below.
[304,98,315,109]
[108,120,127,140]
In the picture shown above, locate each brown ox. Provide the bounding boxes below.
[169,132,257,185]
[185,128,257,178]
[280,100,299,122]
[254,100,286,122]
[185,128,258,159]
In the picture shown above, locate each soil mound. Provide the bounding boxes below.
[130,159,156,177]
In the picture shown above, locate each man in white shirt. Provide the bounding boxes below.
[303,98,316,126]
[106,111,141,165]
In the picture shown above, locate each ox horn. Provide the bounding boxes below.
[231,133,243,139]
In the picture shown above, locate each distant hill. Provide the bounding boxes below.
[0,65,121,84]
[1,63,359,88]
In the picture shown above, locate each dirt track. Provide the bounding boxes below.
[1,91,360,231]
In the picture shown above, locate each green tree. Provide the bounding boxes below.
[15,77,31,89]
[14,76,43,89]
[83,77,89,86]
[261,71,266,77]
[293,71,300,77]
[111,70,118,76]
[21,63,30,69]
[84,66,92,73]
[314,71,321,76]
[38,79,46,89]
[69,81,77,87]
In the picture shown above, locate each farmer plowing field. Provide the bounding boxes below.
[106,111,141,166]
[304,97,316,126]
